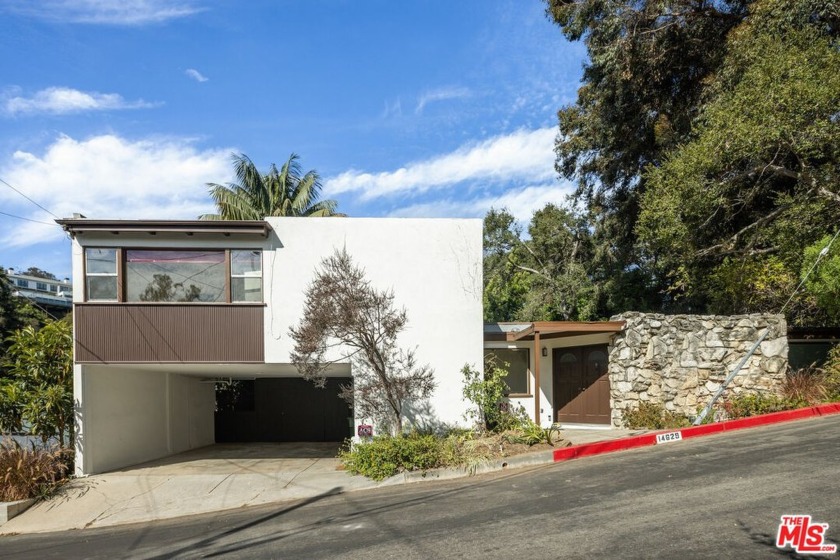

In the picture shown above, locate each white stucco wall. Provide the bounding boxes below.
[485,333,614,425]
[68,217,483,472]
[264,218,484,431]
[75,366,214,475]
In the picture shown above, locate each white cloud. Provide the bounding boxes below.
[390,183,574,223]
[2,0,201,25]
[4,87,159,116]
[325,127,557,201]
[0,134,234,247]
[415,86,471,114]
[185,68,208,83]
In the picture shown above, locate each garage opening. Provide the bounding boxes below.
[215,378,353,442]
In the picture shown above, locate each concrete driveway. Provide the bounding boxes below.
[0,442,380,534]
[0,427,643,535]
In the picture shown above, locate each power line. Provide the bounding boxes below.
[0,176,59,219]
[0,210,58,226]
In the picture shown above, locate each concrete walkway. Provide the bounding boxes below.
[0,427,643,535]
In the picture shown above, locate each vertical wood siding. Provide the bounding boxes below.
[75,304,264,363]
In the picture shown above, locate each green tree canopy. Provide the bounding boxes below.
[544,0,751,312]
[201,153,341,220]
[483,204,599,322]
[0,318,74,445]
[636,0,840,320]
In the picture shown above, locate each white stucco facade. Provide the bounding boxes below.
[68,217,483,475]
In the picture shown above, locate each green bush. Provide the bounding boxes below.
[823,346,840,401]
[622,402,691,429]
[721,393,796,419]
[339,433,443,481]
[0,439,72,501]
[502,420,560,446]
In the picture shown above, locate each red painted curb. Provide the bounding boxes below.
[553,402,840,463]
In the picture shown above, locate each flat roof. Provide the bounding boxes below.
[484,321,625,342]
[55,219,272,238]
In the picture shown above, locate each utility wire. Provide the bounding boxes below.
[0,210,58,226]
[0,176,59,219]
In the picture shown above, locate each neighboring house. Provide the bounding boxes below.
[58,217,483,476]
[4,269,73,315]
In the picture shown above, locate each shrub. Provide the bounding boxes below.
[782,368,827,407]
[0,439,72,501]
[339,433,442,481]
[622,402,691,429]
[462,355,517,433]
[502,420,560,446]
[720,393,795,419]
[823,345,840,401]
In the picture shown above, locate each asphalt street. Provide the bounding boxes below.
[1,415,838,559]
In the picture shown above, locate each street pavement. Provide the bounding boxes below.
[0,426,640,534]
[0,415,837,559]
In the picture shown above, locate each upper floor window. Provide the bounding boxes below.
[231,250,262,302]
[84,248,262,303]
[49,284,58,292]
[15,278,28,288]
[86,248,118,301]
[36,282,48,291]
[126,250,226,302]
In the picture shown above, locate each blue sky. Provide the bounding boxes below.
[0,0,585,278]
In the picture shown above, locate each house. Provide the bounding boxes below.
[4,269,73,315]
[484,313,790,428]
[483,321,625,426]
[58,216,484,476]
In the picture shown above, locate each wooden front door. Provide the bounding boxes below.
[553,344,611,424]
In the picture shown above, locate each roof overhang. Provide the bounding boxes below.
[55,219,272,238]
[484,321,625,342]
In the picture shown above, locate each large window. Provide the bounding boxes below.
[126,250,226,302]
[84,248,262,303]
[486,348,530,396]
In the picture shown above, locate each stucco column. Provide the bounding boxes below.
[534,331,541,426]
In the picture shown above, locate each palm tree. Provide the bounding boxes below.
[200,153,341,220]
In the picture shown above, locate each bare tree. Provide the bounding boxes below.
[289,248,435,435]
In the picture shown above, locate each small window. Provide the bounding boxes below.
[49,284,58,292]
[85,248,118,301]
[16,278,28,288]
[36,282,48,291]
[231,250,262,302]
[486,348,530,396]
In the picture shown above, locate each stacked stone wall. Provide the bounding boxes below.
[608,312,788,426]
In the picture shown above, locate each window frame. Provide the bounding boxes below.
[85,248,119,302]
[83,247,264,304]
[486,347,531,397]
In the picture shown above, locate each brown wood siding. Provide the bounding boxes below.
[75,304,264,363]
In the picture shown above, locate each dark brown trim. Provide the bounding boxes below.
[224,250,232,303]
[484,321,626,342]
[116,248,125,302]
[56,219,272,238]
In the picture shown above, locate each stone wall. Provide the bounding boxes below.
[608,312,788,426]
